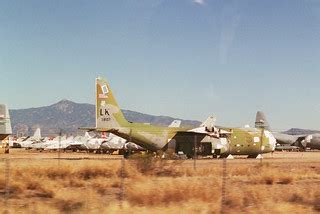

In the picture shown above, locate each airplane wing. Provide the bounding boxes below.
[79,127,98,131]
[176,116,225,137]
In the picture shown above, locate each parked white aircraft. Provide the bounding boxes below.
[29,136,60,150]
[44,136,75,150]
[18,128,43,148]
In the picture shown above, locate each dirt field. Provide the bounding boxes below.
[0,150,320,213]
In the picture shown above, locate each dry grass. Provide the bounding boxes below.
[126,177,221,206]
[54,190,86,213]
[0,153,320,213]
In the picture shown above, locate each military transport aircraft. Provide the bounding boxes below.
[305,134,320,150]
[81,77,276,158]
[255,111,314,151]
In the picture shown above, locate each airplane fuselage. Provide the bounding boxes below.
[219,128,276,155]
[308,134,320,150]
[273,132,298,145]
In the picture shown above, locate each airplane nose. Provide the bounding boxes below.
[264,130,276,151]
[270,137,276,151]
[305,135,313,143]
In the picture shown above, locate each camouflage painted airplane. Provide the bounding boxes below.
[0,104,12,153]
[82,77,276,158]
[215,126,276,158]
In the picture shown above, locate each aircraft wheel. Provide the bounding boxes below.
[219,154,229,159]
[247,154,258,159]
[123,151,130,159]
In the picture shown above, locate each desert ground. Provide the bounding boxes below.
[0,150,320,213]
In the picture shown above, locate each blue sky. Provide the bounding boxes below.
[1,0,320,130]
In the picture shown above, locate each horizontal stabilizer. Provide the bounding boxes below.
[33,128,41,140]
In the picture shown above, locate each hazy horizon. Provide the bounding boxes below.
[7,98,317,132]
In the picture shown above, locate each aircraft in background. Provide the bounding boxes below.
[305,134,320,150]
[81,77,276,158]
[255,111,314,151]
[42,136,75,150]
[168,120,182,128]
[18,128,44,149]
[29,136,60,150]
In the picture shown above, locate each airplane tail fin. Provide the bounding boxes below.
[294,135,312,149]
[85,132,92,139]
[169,120,181,128]
[33,128,41,140]
[255,111,271,130]
[200,116,216,132]
[96,77,129,129]
[0,104,12,135]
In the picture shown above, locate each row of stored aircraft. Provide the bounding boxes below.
[11,128,143,154]
[10,120,181,154]
[2,77,320,157]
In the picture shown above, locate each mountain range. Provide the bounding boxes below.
[282,128,320,135]
[9,100,319,137]
[9,100,201,136]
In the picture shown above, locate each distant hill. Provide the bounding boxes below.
[282,128,320,135]
[9,100,201,136]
